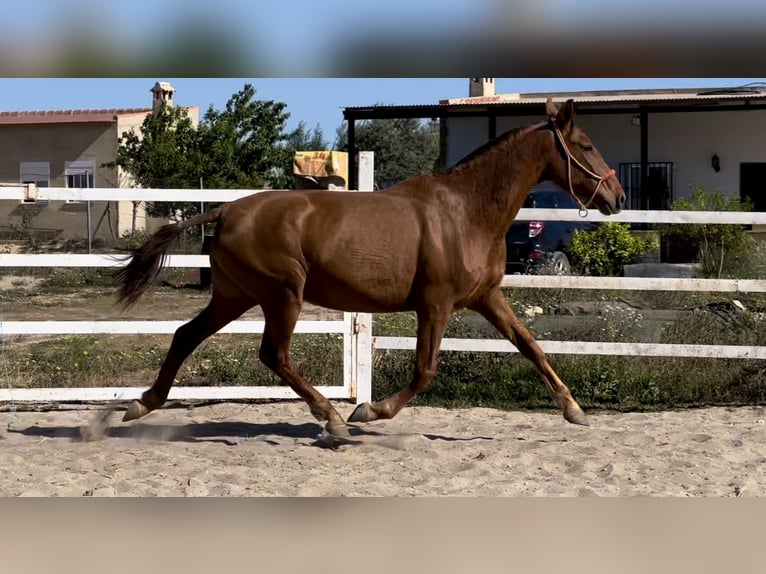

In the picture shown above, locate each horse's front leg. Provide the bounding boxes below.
[470,288,588,426]
[348,307,451,423]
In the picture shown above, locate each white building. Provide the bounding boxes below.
[344,78,766,212]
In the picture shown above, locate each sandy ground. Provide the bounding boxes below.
[1,401,764,497]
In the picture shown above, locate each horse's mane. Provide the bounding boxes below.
[448,120,548,173]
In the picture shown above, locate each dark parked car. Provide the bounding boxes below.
[504,184,596,275]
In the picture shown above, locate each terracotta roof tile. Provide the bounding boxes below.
[0,108,152,125]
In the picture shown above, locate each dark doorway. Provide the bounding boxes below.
[740,163,766,211]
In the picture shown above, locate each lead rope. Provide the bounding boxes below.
[550,118,616,217]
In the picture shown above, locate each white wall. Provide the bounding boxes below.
[445,109,766,204]
[647,109,766,200]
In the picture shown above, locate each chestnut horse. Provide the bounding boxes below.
[115,98,626,438]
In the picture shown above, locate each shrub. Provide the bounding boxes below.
[661,185,758,278]
[567,222,658,276]
[116,229,154,251]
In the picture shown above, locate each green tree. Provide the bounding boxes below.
[116,83,294,220]
[116,103,202,221]
[336,116,440,189]
[286,121,328,152]
[116,104,201,190]
[197,84,293,190]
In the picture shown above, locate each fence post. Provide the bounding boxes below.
[352,151,374,403]
[343,312,355,399]
[352,313,373,403]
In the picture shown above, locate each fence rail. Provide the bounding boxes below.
[3,183,766,224]
[1,185,765,406]
[1,255,764,292]
[499,275,766,293]
[0,320,344,335]
[375,338,766,360]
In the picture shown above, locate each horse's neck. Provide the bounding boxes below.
[450,129,549,234]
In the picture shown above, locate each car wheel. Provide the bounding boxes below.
[550,251,571,275]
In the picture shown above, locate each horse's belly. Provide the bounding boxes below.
[303,270,413,313]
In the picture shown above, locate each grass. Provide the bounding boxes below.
[4,333,344,390]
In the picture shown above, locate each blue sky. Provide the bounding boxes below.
[1,78,765,143]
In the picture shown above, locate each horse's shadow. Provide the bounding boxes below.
[7,415,495,447]
[7,418,329,446]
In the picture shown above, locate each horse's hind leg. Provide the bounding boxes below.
[470,288,587,426]
[258,290,349,437]
[123,293,253,422]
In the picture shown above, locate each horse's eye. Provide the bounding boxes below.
[583,145,594,152]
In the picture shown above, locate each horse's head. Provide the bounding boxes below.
[543,98,626,216]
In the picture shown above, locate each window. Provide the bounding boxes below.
[19,161,50,204]
[20,161,50,187]
[65,160,95,188]
[618,162,673,210]
[65,160,95,204]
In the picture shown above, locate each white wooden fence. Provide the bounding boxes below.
[1,182,766,406]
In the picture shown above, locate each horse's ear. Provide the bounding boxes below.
[556,99,577,132]
[545,97,559,118]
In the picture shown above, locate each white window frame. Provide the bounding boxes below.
[65,160,96,203]
[20,161,50,204]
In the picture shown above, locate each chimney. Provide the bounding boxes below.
[151,81,175,114]
[469,77,495,98]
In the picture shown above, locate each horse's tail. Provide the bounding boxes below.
[114,207,223,310]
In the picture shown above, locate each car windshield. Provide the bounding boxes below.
[524,188,578,209]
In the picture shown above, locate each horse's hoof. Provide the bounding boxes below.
[123,400,152,422]
[348,403,377,423]
[563,405,589,426]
